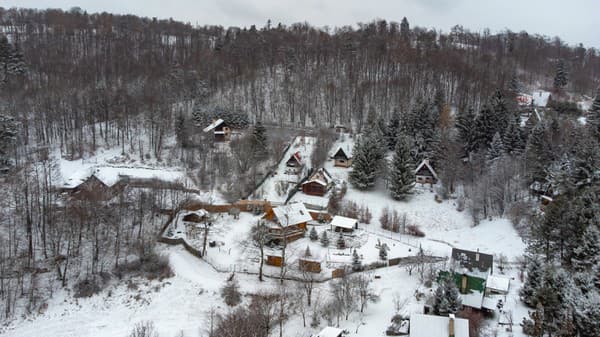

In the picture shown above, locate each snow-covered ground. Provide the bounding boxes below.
[4,133,529,337]
[252,135,317,203]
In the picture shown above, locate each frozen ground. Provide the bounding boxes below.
[252,135,317,203]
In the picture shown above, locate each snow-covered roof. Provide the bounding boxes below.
[62,166,194,189]
[332,145,353,159]
[302,168,333,186]
[409,314,468,337]
[272,203,312,226]
[203,118,224,132]
[482,295,502,311]
[330,215,358,230]
[415,159,438,180]
[316,327,343,337]
[460,290,484,309]
[451,248,493,275]
[486,275,510,293]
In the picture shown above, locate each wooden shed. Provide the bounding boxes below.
[266,254,284,267]
[299,259,322,273]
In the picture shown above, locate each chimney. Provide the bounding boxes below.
[475,248,480,262]
[461,274,468,293]
[449,314,455,337]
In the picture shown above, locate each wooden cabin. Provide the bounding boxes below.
[264,203,312,243]
[330,215,358,233]
[332,146,353,168]
[286,151,302,167]
[65,174,125,201]
[203,118,232,141]
[301,168,333,196]
[415,159,438,185]
[299,259,322,273]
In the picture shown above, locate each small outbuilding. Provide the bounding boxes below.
[316,327,344,337]
[182,209,209,223]
[409,314,468,337]
[203,118,232,141]
[286,151,303,167]
[415,159,438,185]
[330,215,359,232]
[332,146,353,168]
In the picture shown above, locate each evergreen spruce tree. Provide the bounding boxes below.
[400,17,410,42]
[520,256,544,307]
[588,87,600,141]
[309,227,318,241]
[386,110,402,149]
[509,73,521,95]
[525,123,552,183]
[0,35,10,80]
[388,135,415,200]
[349,134,385,190]
[304,245,312,258]
[320,230,330,247]
[336,233,346,249]
[433,283,448,315]
[456,107,477,155]
[352,249,362,271]
[571,225,600,272]
[486,132,505,163]
[553,59,568,91]
[502,116,525,155]
[490,90,511,135]
[0,114,17,168]
[7,43,26,75]
[251,121,268,159]
[379,244,388,260]
[444,279,462,314]
[474,103,496,150]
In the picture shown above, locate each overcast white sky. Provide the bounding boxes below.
[2,0,599,48]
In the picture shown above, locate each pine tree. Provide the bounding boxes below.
[304,245,312,258]
[320,230,330,247]
[336,233,346,249]
[502,116,525,155]
[309,227,318,241]
[444,279,462,314]
[349,133,385,190]
[433,283,448,315]
[525,123,552,184]
[491,90,511,134]
[0,114,17,168]
[352,249,362,271]
[400,17,410,42]
[456,107,477,155]
[509,73,521,94]
[588,87,600,141]
[251,121,268,159]
[386,110,402,150]
[379,244,388,260]
[474,103,496,149]
[553,59,568,91]
[486,132,505,163]
[7,43,26,75]
[388,135,415,200]
[520,256,544,307]
[571,225,600,272]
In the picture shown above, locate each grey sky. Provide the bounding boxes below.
[2,0,599,48]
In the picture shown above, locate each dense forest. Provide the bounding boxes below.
[0,6,599,336]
